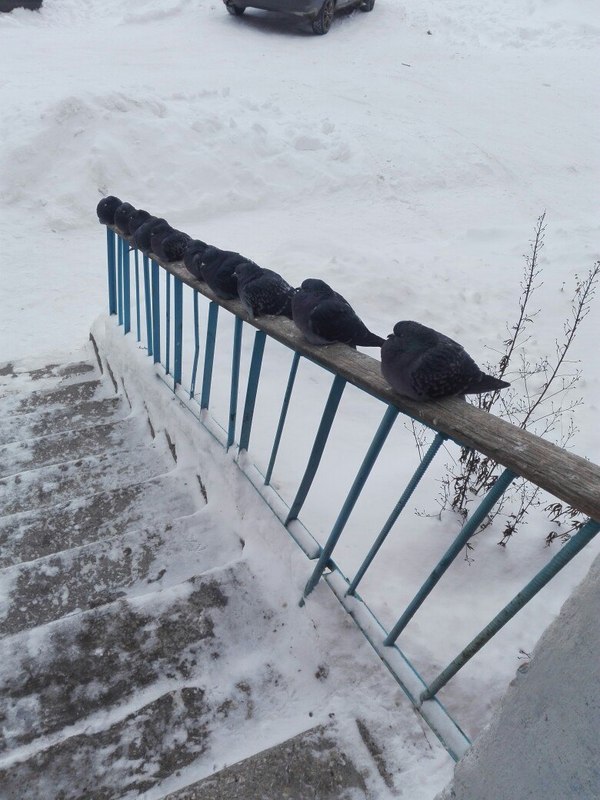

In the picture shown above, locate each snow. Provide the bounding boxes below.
[1,0,599,795]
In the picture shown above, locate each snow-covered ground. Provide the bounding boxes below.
[1,0,599,793]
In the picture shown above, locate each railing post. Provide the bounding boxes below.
[384,468,516,645]
[200,301,219,410]
[165,271,171,375]
[143,254,153,357]
[134,248,141,342]
[348,431,447,596]
[151,259,161,364]
[227,316,244,449]
[265,351,301,486]
[117,235,124,326]
[304,404,399,598]
[190,290,200,399]
[122,238,131,335]
[238,329,267,452]
[285,374,346,524]
[420,517,600,701]
[106,228,117,315]
[173,277,183,387]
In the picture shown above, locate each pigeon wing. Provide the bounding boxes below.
[412,342,482,398]
[244,273,293,316]
[309,299,364,345]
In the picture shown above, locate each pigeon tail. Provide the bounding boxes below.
[463,373,510,395]
[357,331,385,348]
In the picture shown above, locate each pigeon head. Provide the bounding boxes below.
[202,246,223,266]
[127,209,151,236]
[391,321,438,350]
[299,278,333,297]
[183,240,208,271]
[96,195,122,225]
[114,202,136,235]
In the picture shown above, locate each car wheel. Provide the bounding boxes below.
[360,0,375,10]
[225,1,245,15]
[312,0,335,34]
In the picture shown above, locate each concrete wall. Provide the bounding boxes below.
[436,551,600,800]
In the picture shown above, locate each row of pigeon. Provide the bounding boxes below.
[97,195,509,401]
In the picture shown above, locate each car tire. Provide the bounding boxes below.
[225,1,245,15]
[360,0,375,10]
[312,0,335,34]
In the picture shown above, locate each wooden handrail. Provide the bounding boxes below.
[119,231,600,522]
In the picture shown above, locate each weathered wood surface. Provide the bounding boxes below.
[114,231,600,522]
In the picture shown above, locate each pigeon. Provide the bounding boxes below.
[113,202,136,236]
[127,208,152,237]
[234,261,295,319]
[200,246,249,300]
[149,221,174,257]
[133,217,167,253]
[183,239,209,280]
[291,278,384,347]
[96,195,122,225]
[156,230,191,262]
[380,320,511,400]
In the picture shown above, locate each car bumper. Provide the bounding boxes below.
[233,1,323,16]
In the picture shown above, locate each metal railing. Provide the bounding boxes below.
[105,227,600,760]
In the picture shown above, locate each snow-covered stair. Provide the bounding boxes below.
[0,342,393,799]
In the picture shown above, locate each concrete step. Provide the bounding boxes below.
[0,565,249,754]
[0,509,242,637]
[0,395,127,446]
[0,687,212,800]
[0,472,200,568]
[165,725,369,800]
[0,416,148,478]
[2,376,113,418]
[0,436,173,517]
[0,358,96,396]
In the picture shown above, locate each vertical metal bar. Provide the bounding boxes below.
[421,517,600,702]
[304,404,399,598]
[285,375,346,524]
[238,330,267,452]
[165,271,171,375]
[265,351,301,486]
[106,228,117,315]
[348,432,447,596]
[122,238,131,335]
[134,248,141,342]
[173,277,183,387]
[200,301,219,409]
[143,255,153,357]
[151,260,161,364]
[117,235,123,325]
[227,316,244,449]
[190,290,200,399]
[385,468,517,646]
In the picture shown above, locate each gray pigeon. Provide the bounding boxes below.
[96,195,122,226]
[113,202,136,236]
[149,222,175,258]
[183,239,209,280]
[200,246,249,299]
[133,217,167,253]
[127,208,152,237]
[234,262,295,319]
[291,278,384,347]
[381,320,510,400]
[156,230,191,262]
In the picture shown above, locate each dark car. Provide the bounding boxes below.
[223,0,375,35]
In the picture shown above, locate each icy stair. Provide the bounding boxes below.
[0,351,380,799]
